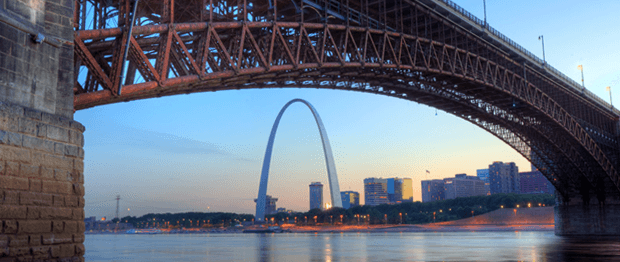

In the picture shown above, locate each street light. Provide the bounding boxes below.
[607,86,613,108]
[399,213,402,224]
[538,35,546,65]
[578,65,585,89]
[483,0,487,27]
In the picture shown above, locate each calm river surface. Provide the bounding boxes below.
[85,231,620,261]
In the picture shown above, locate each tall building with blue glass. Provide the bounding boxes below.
[309,182,323,210]
[340,191,360,209]
[476,169,490,195]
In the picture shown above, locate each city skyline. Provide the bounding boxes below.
[76,0,620,218]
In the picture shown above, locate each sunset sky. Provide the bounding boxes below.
[76,0,620,219]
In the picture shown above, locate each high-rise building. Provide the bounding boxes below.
[387,178,403,203]
[476,169,491,195]
[421,179,445,202]
[400,178,414,202]
[309,182,323,210]
[340,191,360,209]
[364,178,388,206]
[520,170,555,194]
[489,162,520,194]
[254,195,278,215]
[443,174,486,199]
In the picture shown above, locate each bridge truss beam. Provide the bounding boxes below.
[73,0,620,201]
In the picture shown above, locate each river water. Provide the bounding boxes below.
[85,231,620,261]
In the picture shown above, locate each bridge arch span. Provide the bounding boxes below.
[255,99,342,222]
[73,20,620,199]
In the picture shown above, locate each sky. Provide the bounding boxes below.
[75,0,620,219]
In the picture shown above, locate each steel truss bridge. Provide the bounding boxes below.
[73,0,620,202]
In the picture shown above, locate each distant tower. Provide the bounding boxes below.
[115,195,121,220]
[309,182,323,210]
[254,195,278,215]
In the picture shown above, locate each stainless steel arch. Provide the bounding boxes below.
[255,99,342,222]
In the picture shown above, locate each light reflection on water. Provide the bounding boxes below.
[84,231,620,261]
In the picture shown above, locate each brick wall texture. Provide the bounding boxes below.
[0,0,75,119]
[1,103,84,260]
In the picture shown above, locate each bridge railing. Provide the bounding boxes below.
[435,0,617,114]
[302,0,391,30]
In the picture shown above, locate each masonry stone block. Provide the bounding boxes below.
[49,245,60,258]
[7,235,28,247]
[46,125,68,142]
[23,109,42,121]
[64,196,77,207]
[31,246,49,258]
[4,220,18,234]
[28,235,41,246]
[35,123,46,137]
[40,207,72,220]
[52,221,64,233]
[40,167,54,180]
[19,192,52,206]
[23,135,54,153]
[26,207,40,220]
[53,195,65,207]
[0,205,27,219]
[0,235,8,247]
[0,145,31,163]
[7,132,22,146]
[54,142,65,155]
[5,162,19,176]
[18,221,52,234]
[8,246,30,257]
[0,176,29,191]
[17,118,35,135]
[0,130,7,144]
[19,164,39,178]
[41,180,72,195]
[72,208,84,221]
[29,179,42,192]
[63,221,77,234]
[2,190,19,205]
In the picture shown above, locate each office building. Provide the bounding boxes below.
[254,195,278,215]
[400,178,414,202]
[476,169,491,195]
[489,162,520,194]
[387,178,403,203]
[444,174,486,199]
[364,178,389,206]
[421,179,445,202]
[520,170,555,194]
[340,191,360,209]
[309,182,323,210]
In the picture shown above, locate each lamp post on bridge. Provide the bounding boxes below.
[483,0,487,27]
[538,35,546,66]
[578,65,585,90]
[607,86,613,108]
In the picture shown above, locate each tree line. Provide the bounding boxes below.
[265,193,555,225]
[116,193,554,227]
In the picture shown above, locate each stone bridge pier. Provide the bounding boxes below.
[555,185,620,236]
[1,0,85,261]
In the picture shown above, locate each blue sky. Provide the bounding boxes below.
[76,0,620,218]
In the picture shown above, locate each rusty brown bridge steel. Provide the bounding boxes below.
[1,0,619,260]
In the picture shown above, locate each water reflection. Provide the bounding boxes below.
[256,233,274,262]
[84,232,620,261]
[542,236,620,262]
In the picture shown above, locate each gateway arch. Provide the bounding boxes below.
[255,99,342,222]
